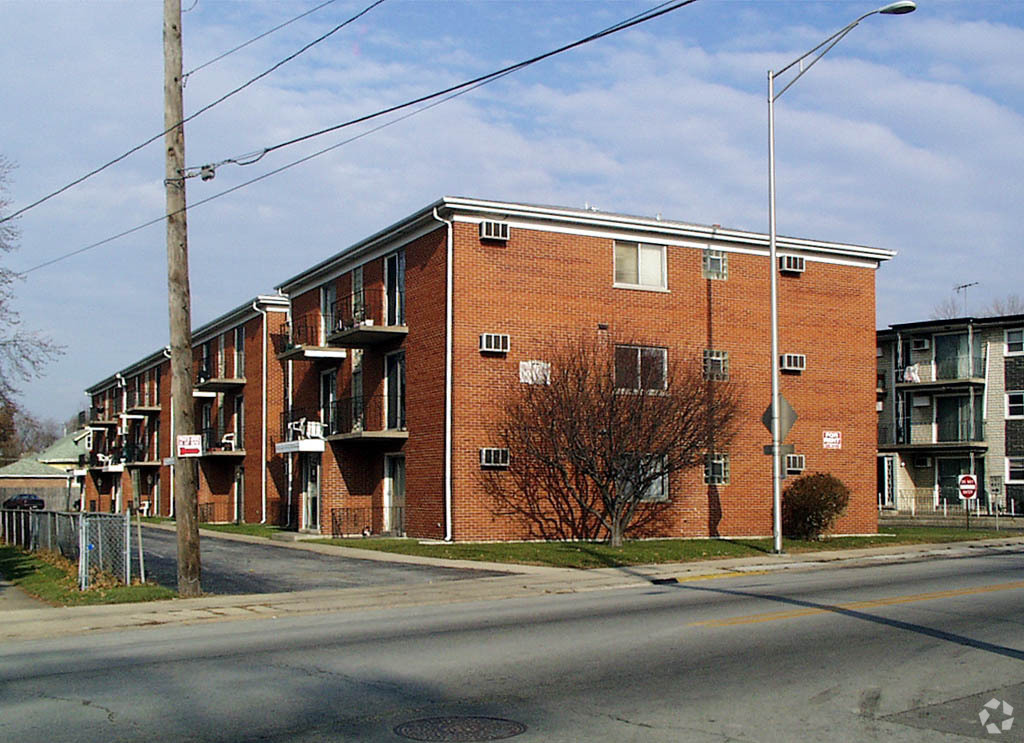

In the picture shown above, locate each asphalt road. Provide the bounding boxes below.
[138,526,504,594]
[2,547,1023,742]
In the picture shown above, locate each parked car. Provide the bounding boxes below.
[2,493,45,510]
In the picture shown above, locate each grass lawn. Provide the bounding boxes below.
[314,525,1023,569]
[0,544,175,606]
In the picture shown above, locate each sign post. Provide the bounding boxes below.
[958,473,978,531]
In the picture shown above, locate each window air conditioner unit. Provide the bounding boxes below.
[479,220,510,242]
[305,421,324,439]
[785,454,806,475]
[779,254,805,274]
[912,394,931,407]
[913,456,933,468]
[911,338,930,352]
[779,353,806,372]
[479,447,510,469]
[479,333,511,354]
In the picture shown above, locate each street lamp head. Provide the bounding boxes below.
[878,1,916,14]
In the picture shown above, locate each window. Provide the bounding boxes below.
[615,345,667,390]
[519,360,551,385]
[617,454,669,502]
[234,326,245,377]
[614,241,665,289]
[704,453,730,485]
[1008,392,1024,419]
[1007,329,1024,355]
[321,282,337,343]
[702,249,727,280]
[1008,457,1024,483]
[703,349,729,381]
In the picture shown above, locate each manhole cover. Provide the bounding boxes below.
[394,716,527,742]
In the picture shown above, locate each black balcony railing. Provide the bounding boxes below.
[273,315,325,354]
[200,427,241,452]
[332,287,405,333]
[281,407,322,440]
[331,395,405,435]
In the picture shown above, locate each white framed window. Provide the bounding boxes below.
[479,333,511,354]
[1007,392,1024,419]
[617,454,669,502]
[1007,329,1024,355]
[320,282,337,344]
[614,241,666,290]
[702,249,727,280]
[704,453,730,485]
[703,349,729,381]
[614,345,667,391]
[785,453,806,475]
[234,326,245,378]
[1007,457,1024,483]
[480,447,510,469]
[780,353,807,372]
[519,360,551,385]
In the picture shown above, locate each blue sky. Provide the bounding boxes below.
[2,0,1023,422]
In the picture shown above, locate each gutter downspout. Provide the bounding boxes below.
[253,301,270,523]
[432,207,454,542]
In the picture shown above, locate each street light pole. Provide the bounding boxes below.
[767,1,915,554]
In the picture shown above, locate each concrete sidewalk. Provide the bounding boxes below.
[1,531,1021,643]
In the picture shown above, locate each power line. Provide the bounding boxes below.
[19,0,701,275]
[0,0,386,225]
[183,0,341,82]
[196,0,696,176]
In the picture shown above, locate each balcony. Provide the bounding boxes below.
[273,315,347,362]
[327,288,407,347]
[195,364,245,393]
[125,390,161,414]
[326,395,407,442]
[122,443,161,467]
[200,427,245,458]
[878,419,986,453]
[895,353,986,389]
[87,406,119,427]
[88,451,124,472]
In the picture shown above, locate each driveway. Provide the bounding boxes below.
[139,527,504,595]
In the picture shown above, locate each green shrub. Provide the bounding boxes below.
[782,473,851,540]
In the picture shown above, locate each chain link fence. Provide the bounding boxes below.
[0,510,139,590]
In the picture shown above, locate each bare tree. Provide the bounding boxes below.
[0,157,61,400]
[930,295,961,320]
[486,333,740,546]
[983,294,1024,317]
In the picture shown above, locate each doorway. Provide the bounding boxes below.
[384,455,406,535]
[301,454,320,532]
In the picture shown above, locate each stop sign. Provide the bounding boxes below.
[958,474,979,499]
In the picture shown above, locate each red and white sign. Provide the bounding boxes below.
[822,430,842,450]
[958,474,979,499]
[176,434,203,458]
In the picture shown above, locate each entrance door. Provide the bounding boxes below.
[384,455,406,535]
[877,455,896,509]
[301,454,320,532]
[234,466,245,524]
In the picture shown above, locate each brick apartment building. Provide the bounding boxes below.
[81,197,891,540]
[877,314,1024,516]
[82,295,289,522]
[271,197,892,540]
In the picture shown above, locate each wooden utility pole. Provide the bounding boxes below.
[164,0,201,597]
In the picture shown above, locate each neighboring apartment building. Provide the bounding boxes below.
[877,315,1024,516]
[273,196,892,540]
[82,295,289,522]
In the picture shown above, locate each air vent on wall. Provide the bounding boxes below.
[479,220,510,242]
[779,353,806,372]
[779,254,805,274]
[479,448,510,469]
[479,333,511,354]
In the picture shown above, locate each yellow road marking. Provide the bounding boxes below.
[688,580,1024,628]
[667,569,776,584]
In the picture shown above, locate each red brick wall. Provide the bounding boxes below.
[448,221,878,540]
